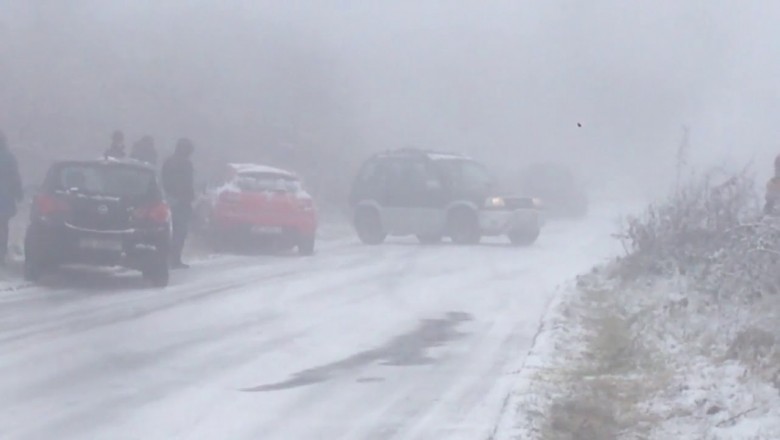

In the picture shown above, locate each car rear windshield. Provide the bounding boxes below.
[50,163,157,198]
[235,172,302,193]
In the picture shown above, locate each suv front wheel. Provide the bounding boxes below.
[354,207,386,245]
[508,227,540,246]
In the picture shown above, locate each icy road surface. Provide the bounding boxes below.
[0,208,622,440]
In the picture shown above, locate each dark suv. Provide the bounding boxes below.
[24,159,172,287]
[349,149,542,246]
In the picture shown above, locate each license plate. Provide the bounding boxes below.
[79,238,123,251]
[251,226,282,235]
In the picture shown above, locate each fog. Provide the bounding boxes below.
[2,1,780,201]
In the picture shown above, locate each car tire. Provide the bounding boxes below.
[508,228,540,246]
[23,255,45,282]
[143,253,170,288]
[448,209,481,245]
[298,236,316,256]
[23,234,46,282]
[417,234,442,245]
[354,207,386,245]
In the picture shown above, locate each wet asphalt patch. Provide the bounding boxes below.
[243,311,472,392]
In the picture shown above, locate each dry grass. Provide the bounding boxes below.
[537,285,670,440]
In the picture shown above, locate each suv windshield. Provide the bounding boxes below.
[438,159,494,191]
[235,172,302,193]
[52,163,156,197]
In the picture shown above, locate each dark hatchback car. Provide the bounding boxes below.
[349,149,542,246]
[24,159,172,287]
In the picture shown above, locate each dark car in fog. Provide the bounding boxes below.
[24,159,172,287]
[520,162,588,219]
[349,149,542,246]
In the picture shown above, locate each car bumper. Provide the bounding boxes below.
[211,213,317,237]
[479,209,541,235]
[28,223,170,268]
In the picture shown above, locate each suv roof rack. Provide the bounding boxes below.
[377,148,469,160]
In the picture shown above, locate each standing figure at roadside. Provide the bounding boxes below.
[130,135,158,165]
[161,138,196,269]
[104,130,127,159]
[0,131,23,265]
[765,155,780,215]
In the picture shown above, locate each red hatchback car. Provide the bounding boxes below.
[197,163,317,255]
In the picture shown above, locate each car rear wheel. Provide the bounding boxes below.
[298,236,316,256]
[143,253,170,287]
[23,256,45,282]
[448,209,481,245]
[23,234,47,282]
[508,227,540,246]
[354,207,386,245]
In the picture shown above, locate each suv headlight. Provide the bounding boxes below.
[485,197,506,208]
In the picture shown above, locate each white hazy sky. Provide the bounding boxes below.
[2,1,779,196]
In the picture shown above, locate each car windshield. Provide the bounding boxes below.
[438,159,494,191]
[235,172,302,193]
[52,163,156,197]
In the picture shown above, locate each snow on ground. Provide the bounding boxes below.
[495,267,780,440]
[0,205,624,440]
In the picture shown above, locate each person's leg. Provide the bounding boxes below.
[170,204,192,267]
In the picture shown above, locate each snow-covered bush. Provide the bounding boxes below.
[616,167,780,299]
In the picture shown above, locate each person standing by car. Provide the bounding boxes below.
[104,130,127,159]
[161,138,196,269]
[0,131,23,264]
[130,135,158,165]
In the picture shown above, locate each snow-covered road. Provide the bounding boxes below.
[0,207,623,440]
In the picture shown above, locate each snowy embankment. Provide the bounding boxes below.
[497,268,780,439]
[496,171,780,439]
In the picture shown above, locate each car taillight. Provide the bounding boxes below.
[34,194,69,217]
[135,202,171,224]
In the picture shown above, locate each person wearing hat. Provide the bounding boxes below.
[104,130,127,159]
[161,138,196,268]
[130,135,158,165]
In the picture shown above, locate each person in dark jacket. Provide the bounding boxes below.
[104,130,127,159]
[161,138,196,269]
[0,131,23,264]
[130,135,158,165]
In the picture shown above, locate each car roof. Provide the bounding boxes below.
[374,148,472,162]
[227,163,298,178]
[52,157,155,170]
